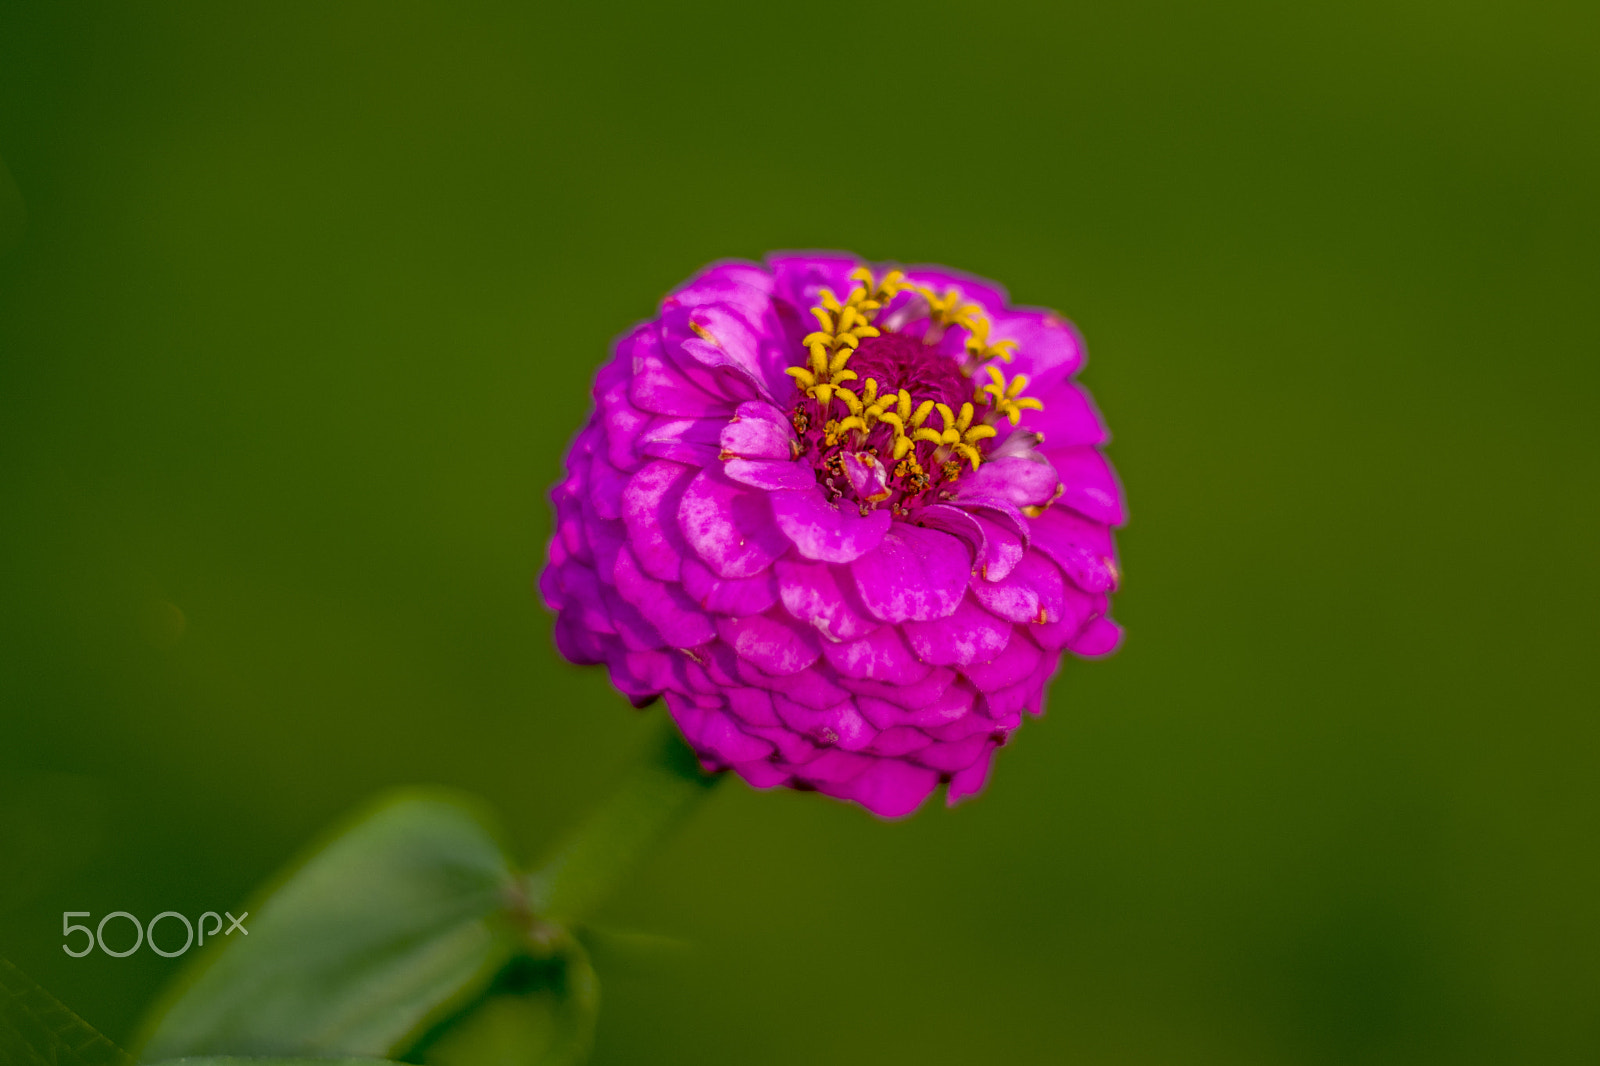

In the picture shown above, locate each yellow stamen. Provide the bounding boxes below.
[786,263,1050,496]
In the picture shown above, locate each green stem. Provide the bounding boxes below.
[525,719,721,924]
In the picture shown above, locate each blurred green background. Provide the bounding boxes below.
[2,1,1597,1063]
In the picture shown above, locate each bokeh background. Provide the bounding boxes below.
[2,2,1597,1063]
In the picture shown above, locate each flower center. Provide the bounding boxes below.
[845,332,973,413]
[783,267,1045,517]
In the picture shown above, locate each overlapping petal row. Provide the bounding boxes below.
[540,254,1124,817]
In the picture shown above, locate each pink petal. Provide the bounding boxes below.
[735,658,850,709]
[1030,587,1108,650]
[820,626,928,682]
[903,595,1012,667]
[797,749,876,785]
[841,452,890,501]
[767,253,861,318]
[987,308,1086,394]
[677,467,789,579]
[587,452,629,521]
[639,416,724,467]
[1017,381,1109,449]
[679,556,779,616]
[611,545,716,649]
[913,734,994,773]
[685,706,775,763]
[594,360,652,471]
[622,459,698,582]
[902,266,1009,315]
[843,668,957,716]
[732,759,791,789]
[822,758,939,819]
[771,486,893,563]
[724,457,816,492]
[1028,507,1120,593]
[719,401,796,460]
[715,612,821,676]
[953,455,1061,510]
[918,504,1025,582]
[945,746,997,806]
[1042,446,1126,526]
[626,324,742,418]
[773,695,877,751]
[851,524,973,623]
[963,631,1044,692]
[869,726,930,757]
[664,261,773,309]
[775,556,879,643]
[971,550,1068,624]
[1070,616,1124,658]
[725,686,780,727]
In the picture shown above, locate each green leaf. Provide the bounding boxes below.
[1,957,131,1066]
[137,729,720,1066]
[136,790,526,1062]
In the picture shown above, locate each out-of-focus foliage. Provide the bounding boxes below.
[138,793,516,1059]
[1,2,1597,1064]
[2,958,129,1066]
[138,792,596,1066]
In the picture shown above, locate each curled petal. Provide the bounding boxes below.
[918,504,1025,582]
[971,550,1067,624]
[720,400,796,460]
[724,457,817,492]
[953,455,1061,511]
[639,416,724,466]
[841,452,890,501]
[627,324,744,418]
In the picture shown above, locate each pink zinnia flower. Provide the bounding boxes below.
[540,254,1123,817]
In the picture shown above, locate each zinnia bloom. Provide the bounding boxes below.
[540,254,1123,817]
